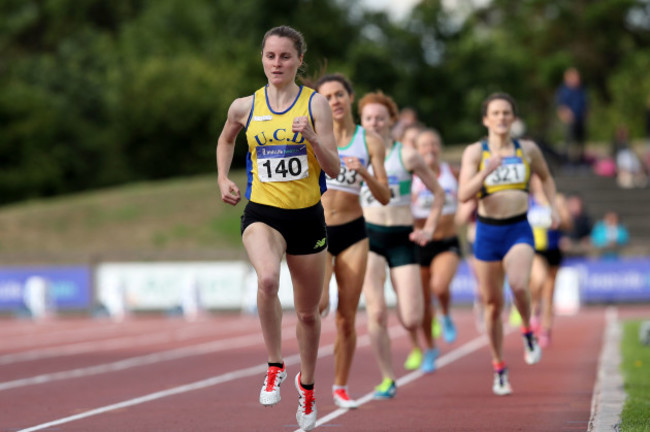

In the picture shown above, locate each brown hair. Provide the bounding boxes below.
[357,91,399,122]
[481,92,518,117]
[261,26,307,57]
[315,73,354,96]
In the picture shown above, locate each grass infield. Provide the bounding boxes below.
[0,171,248,264]
[620,320,650,431]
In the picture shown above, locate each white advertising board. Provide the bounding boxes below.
[96,262,250,312]
[96,260,397,315]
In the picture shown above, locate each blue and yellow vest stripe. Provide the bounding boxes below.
[477,139,530,199]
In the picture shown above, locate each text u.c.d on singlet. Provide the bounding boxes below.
[244,85,326,209]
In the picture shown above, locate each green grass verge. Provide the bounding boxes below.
[0,171,249,263]
[619,320,650,431]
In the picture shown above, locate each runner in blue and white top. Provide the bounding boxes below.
[314,74,390,410]
[325,125,371,195]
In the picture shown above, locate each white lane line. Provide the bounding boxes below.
[0,315,332,391]
[15,323,402,432]
[588,306,625,432]
[0,320,177,349]
[302,329,506,432]
[16,365,271,432]
[0,318,259,365]
[1,315,255,350]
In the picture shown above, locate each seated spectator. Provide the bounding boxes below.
[590,211,629,259]
[612,125,647,188]
[559,193,593,256]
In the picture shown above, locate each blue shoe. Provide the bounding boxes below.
[420,348,439,374]
[442,315,457,343]
[373,378,397,399]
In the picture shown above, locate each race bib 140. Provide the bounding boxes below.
[257,145,309,183]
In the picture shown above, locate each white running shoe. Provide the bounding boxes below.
[492,368,513,396]
[259,365,287,406]
[333,388,358,409]
[523,333,542,365]
[295,373,317,431]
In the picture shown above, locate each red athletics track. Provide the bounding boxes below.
[1,304,648,432]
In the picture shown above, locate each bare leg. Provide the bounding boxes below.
[363,252,392,380]
[319,253,335,315]
[432,252,459,315]
[542,267,560,331]
[419,265,434,349]
[529,255,548,318]
[390,264,424,331]
[286,250,327,385]
[405,264,433,371]
[243,223,287,363]
[474,260,505,364]
[332,239,368,386]
[504,244,535,329]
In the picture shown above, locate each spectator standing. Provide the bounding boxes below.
[555,67,588,166]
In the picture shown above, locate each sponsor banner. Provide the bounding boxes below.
[96,262,250,312]
[565,257,650,303]
[19,255,644,316]
[0,267,91,311]
[448,257,650,305]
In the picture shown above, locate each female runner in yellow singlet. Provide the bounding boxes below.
[216,26,339,431]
